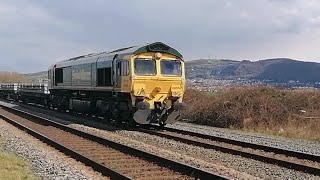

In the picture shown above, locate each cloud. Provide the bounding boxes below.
[0,0,91,72]
[0,0,319,73]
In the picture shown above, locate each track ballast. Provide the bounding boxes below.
[0,103,227,180]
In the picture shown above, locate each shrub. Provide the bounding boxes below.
[0,72,30,83]
[183,87,320,141]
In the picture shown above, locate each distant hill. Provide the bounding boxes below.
[186,58,320,83]
[25,58,320,83]
[24,71,47,82]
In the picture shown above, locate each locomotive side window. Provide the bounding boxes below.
[55,68,63,84]
[121,61,129,76]
[97,69,104,86]
[116,61,129,76]
[117,61,121,76]
[104,68,111,85]
[97,68,112,86]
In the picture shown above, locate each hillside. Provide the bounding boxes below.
[186,58,320,82]
[23,58,320,84]
[24,71,47,82]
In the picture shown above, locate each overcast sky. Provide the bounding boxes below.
[0,0,320,73]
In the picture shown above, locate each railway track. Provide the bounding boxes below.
[0,104,227,180]
[1,99,320,178]
[140,125,320,176]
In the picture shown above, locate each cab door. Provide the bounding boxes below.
[48,69,54,89]
[112,55,122,90]
[115,60,122,89]
[114,60,130,91]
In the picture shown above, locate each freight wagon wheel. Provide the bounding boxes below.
[159,113,168,128]
[14,95,19,102]
[43,99,49,108]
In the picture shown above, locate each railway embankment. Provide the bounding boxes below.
[184,87,320,141]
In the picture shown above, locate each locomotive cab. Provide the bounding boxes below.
[131,50,185,126]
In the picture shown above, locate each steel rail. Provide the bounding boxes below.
[162,126,320,163]
[143,125,320,176]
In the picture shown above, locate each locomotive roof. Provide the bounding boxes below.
[63,42,183,62]
[52,42,183,68]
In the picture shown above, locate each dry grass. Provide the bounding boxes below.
[0,138,37,180]
[0,71,31,83]
[183,87,320,141]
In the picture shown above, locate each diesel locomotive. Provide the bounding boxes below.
[1,42,186,126]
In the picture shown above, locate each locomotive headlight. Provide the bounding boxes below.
[155,52,162,59]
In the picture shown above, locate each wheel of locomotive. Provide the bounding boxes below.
[159,114,168,128]
[96,100,111,122]
[119,110,131,122]
[159,121,166,128]
[103,115,111,123]
[100,108,111,122]
[127,118,137,128]
[108,100,117,121]
[96,107,109,122]
[60,97,69,112]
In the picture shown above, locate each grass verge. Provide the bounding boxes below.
[0,137,37,180]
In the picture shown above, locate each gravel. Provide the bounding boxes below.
[111,129,320,180]
[71,124,255,180]
[67,122,320,179]
[169,122,320,156]
[0,119,107,180]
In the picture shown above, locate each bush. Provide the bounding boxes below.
[183,87,320,141]
[0,72,30,83]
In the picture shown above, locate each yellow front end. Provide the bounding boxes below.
[130,52,185,125]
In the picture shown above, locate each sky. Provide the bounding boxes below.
[0,0,320,73]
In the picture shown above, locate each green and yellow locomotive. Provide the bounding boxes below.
[48,42,185,126]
